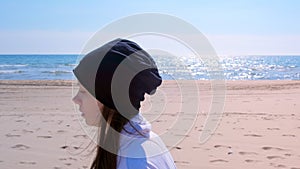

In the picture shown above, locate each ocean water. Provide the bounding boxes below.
[0,55,299,80]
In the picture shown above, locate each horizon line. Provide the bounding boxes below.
[1,53,300,57]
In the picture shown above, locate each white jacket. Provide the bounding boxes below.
[117,113,177,169]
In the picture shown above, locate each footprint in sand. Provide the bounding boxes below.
[282,134,296,137]
[213,145,233,154]
[270,163,287,168]
[68,157,77,161]
[59,158,67,161]
[42,120,55,123]
[60,146,68,149]
[37,135,52,139]
[212,133,223,136]
[174,160,190,164]
[59,157,77,161]
[233,127,244,130]
[53,167,62,169]
[267,155,285,160]
[262,117,273,120]
[57,120,63,125]
[267,128,280,130]
[275,164,286,168]
[245,159,260,163]
[239,151,258,155]
[262,146,289,151]
[73,134,88,139]
[210,159,228,163]
[11,144,30,150]
[6,133,21,137]
[15,120,26,123]
[213,145,223,148]
[175,146,182,150]
[64,163,71,166]
[244,134,263,137]
[56,130,66,134]
[60,145,80,150]
[192,146,202,149]
[19,161,36,165]
[22,129,33,134]
[214,145,231,148]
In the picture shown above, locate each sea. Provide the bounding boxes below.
[0,55,299,80]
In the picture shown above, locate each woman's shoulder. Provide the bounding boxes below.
[118,141,176,169]
[118,131,176,169]
[118,113,176,168]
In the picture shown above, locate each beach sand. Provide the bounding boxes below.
[0,80,299,169]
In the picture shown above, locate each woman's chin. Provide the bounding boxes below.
[85,119,100,127]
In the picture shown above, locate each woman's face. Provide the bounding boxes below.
[72,83,103,126]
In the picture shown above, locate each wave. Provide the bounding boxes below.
[0,70,25,74]
[63,63,77,67]
[288,65,297,68]
[0,64,28,67]
[41,70,72,74]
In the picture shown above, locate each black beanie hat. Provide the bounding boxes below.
[73,38,162,118]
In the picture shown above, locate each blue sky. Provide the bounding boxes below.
[0,0,299,55]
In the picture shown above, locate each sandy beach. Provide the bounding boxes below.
[0,80,299,169]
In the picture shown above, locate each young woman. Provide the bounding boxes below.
[72,39,176,169]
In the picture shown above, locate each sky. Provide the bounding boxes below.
[0,0,299,56]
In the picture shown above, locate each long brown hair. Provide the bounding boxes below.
[90,105,132,169]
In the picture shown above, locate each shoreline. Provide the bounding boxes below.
[1,79,299,90]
